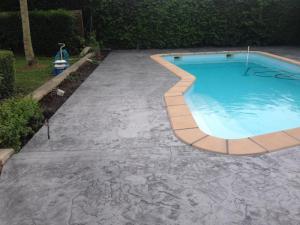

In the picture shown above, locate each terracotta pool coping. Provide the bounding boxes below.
[151,51,300,155]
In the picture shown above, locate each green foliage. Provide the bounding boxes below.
[0,0,88,11]
[0,50,15,99]
[14,55,53,96]
[86,31,103,52]
[1,0,299,49]
[90,0,300,49]
[0,98,43,150]
[0,9,83,55]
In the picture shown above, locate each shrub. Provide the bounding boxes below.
[0,0,88,11]
[0,10,83,55]
[90,0,300,49]
[1,0,300,49]
[0,50,15,99]
[0,98,43,151]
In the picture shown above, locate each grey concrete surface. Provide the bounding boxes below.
[1,47,300,225]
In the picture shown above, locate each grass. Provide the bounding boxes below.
[15,55,79,96]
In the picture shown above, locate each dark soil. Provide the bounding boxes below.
[40,61,97,118]
[40,51,109,119]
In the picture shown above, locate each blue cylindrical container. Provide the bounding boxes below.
[53,60,69,76]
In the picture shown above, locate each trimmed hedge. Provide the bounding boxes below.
[0,0,88,11]
[0,50,15,99]
[91,0,300,49]
[0,9,83,55]
[1,0,300,49]
[0,98,43,150]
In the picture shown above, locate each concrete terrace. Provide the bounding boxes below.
[1,47,300,225]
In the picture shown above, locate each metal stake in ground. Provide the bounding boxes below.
[45,118,50,140]
[0,163,3,176]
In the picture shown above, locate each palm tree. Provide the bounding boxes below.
[19,0,36,66]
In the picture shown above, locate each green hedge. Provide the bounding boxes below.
[0,9,83,55]
[0,50,15,99]
[91,0,300,49]
[1,0,300,49]
[0,0,87,11]
[0,98,43,150]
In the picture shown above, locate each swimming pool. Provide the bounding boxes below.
[164,52,300,139]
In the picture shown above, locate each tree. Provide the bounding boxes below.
[19,0,36,66]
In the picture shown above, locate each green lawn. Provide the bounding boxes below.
[15,55,79,96]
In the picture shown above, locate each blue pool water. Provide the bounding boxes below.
[164,52,300,139]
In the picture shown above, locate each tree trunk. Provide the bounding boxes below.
[19,0,36,66]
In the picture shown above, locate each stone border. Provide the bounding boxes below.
[0,149,14,174]
[29,52,95,101]
[151,51,300,155]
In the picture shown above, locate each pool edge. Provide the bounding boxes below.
[151,51,300,155]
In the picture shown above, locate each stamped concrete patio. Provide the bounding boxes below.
[1,47,300,225]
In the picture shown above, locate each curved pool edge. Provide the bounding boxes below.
[151,51,300,155]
